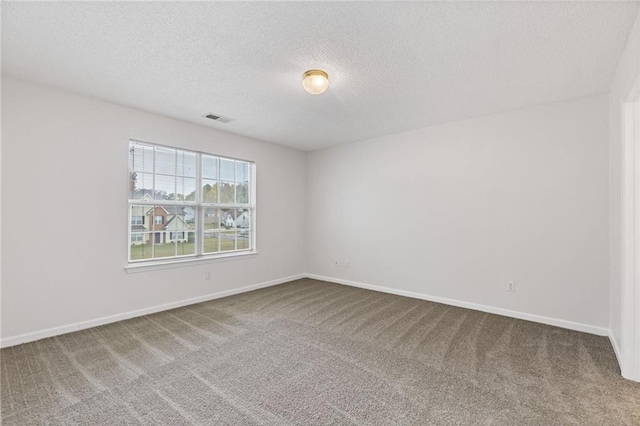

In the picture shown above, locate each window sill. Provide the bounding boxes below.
[124,251,259,273]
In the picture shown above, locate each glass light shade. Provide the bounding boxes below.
[302,70,329,95]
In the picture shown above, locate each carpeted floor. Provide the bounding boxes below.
[1,278,639,425]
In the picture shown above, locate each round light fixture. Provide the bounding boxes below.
[302,69,329,95]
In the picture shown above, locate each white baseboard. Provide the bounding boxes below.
[609,330,623,370]
[306,274,609,337]
[0,272,612,349]
[0,274,306,348]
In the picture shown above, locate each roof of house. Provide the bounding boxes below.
[144,205,186,216]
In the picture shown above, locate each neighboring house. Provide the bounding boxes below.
[130,194,194,245]
[130,191,247,243]
[222,214,235,228]
[130,193,153,244]
[146,206,191,244]
[234,211,250,228]
[220,209,251,228]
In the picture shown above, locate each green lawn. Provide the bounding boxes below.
[130,234,249,260]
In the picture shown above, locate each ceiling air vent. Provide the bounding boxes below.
[204,113,233,124]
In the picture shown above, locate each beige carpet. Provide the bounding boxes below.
[1,278,639,425]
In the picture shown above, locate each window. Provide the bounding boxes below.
[169,231,185,241]
[128,140,254,263]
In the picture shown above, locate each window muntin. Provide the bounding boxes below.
[128,140,254,263]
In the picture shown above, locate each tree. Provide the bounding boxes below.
[220,182,234,203]
[202,183,219,203]
[129,171,137,193]
[236,183,249,204]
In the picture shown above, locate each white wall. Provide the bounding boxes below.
[0,76,614,343]
[307,95,609,331]
[1,77,306,341]
[608,10,640,376]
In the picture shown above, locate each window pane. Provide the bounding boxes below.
[234,208,251,228]
[129,172,154,199]
[155,174,175,200]
[203,207,220,230]
[220,182,235,204]
[203,230,219,254]
[177,177,196,201]
[183,206,196,227]
[220,208,237,252]
[130,233,153,260]
[155,147,176,175]
[147,206,165,231]
[220,158,235,182]
[150,217,174,259]
[237,229,250,250]
[177,232,196,256]
[177,151,196,177]
[129,143,154,173]
[220,208,234,229]
[202,155,218,180]
[235,162,249,204]
[203,208,220,254]
[220,228,236,251]
[202,180,218,203]
[236,182,249,204]
[152,235,175,259]
[236,161,249,183]
[165,205,194,232]
[130,205,149,233]
[235,208,251,250]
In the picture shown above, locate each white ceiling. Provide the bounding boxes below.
[2,2,639,151]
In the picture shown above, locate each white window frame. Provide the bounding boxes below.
[127,140,256,266]
[131,215,144,225]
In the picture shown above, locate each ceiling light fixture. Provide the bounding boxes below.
[302,69,329,95]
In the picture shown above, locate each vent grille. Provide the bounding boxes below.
[204,113,233,124]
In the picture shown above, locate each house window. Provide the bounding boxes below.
[128,140,255,263]
[170,231,185,240]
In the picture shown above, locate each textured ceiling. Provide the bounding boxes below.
[2,2,639,151]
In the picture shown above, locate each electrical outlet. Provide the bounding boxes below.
[507,281,515,292]
[334,260,340,267]
[205,271,212,280]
